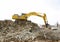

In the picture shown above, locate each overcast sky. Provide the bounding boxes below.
[0,0,60,25]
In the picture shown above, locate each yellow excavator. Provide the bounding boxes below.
[12,12,49,28]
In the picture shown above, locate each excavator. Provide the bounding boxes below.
[12,12,49,28]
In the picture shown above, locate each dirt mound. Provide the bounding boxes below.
[0,20,60,42]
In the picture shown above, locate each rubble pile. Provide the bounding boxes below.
[0,20,60,42]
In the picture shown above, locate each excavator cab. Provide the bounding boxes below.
[22,13,26,15]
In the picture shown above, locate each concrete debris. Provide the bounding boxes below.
[0,20,60,42]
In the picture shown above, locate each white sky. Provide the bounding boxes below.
[0,0,60,25]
